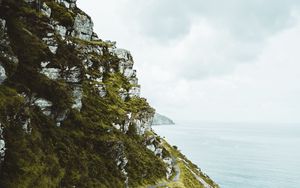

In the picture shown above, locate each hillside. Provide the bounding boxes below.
[152,113,175,125]
[0,0,218,187]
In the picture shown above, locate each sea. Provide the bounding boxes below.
[152,122,300,188]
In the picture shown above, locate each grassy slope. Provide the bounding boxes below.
[163,140,219,188]
[140,133,219,188]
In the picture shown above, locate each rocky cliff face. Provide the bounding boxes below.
[0,0,218,187]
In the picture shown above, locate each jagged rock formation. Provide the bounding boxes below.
[152,113,175,125]
[0,0,218,187]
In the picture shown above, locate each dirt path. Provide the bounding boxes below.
[184,165,212,188]
[172,162,180,182]
[147,157,180,188]
[147,182,168,188]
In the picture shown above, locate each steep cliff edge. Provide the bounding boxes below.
[0,0,218,187]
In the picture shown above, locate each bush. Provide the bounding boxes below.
[46,2,75,27]
[7,18,49,67]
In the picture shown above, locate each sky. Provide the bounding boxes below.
[78,0,300,123]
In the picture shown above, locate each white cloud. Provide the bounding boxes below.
[77,0,300,123]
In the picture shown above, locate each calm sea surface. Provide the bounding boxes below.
[152,122,300,188]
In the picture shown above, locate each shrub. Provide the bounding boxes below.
[46,2,75,27]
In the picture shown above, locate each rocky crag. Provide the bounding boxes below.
[152,113,175,126]
[0,0,218,187]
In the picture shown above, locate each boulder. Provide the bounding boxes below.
[128,86,140,97]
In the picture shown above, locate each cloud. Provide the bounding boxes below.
[163,20,300,123]
[77,0,300,123]
[111,0,300,41]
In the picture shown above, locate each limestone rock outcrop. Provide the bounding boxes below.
[72,14,93,40]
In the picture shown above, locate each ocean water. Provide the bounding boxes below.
[152,122,300,188]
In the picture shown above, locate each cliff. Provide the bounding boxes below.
[0,0,218,187]
[152,113,175,125]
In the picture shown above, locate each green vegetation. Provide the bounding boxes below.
[162,140,219,188]
[72,37,115,48]
[53,40,83,68]
[0,0,217,187]
[7,18,49,67]
[0,86,24,120]
[0,1,165,186]
[46,1,75,27]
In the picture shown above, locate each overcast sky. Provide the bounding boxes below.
[78,0,300,123]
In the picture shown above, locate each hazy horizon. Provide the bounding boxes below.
[78,0,300,124]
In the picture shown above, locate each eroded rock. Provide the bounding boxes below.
[40,68,60,80]
[72,14,93,41]
[0,64,6,84]
[96,83,106,97]
[128,86,140,98]
[22,118,32,134]
[129,77,138,85]
[110,142,129,187]
[34,98,53,116]
[42,36,58,54]
[55,111,68,127]
[72,85,82,110]
[40,66,81,83]
[0,124,5,162]
[55,25,67,39]
[133,111,154,135]
[146,144,156,152]
[0,18,19,70]
[55,0,76,9]
[64,66,81,83]
[41,2,51,18]
[111,48,132,61]
[119,88,128,101]
[24,0,35,3]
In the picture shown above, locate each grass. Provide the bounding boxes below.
[46,1,75,27]
[73,37,115,48]
[157,140,219,188]
[137,131,216,188]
